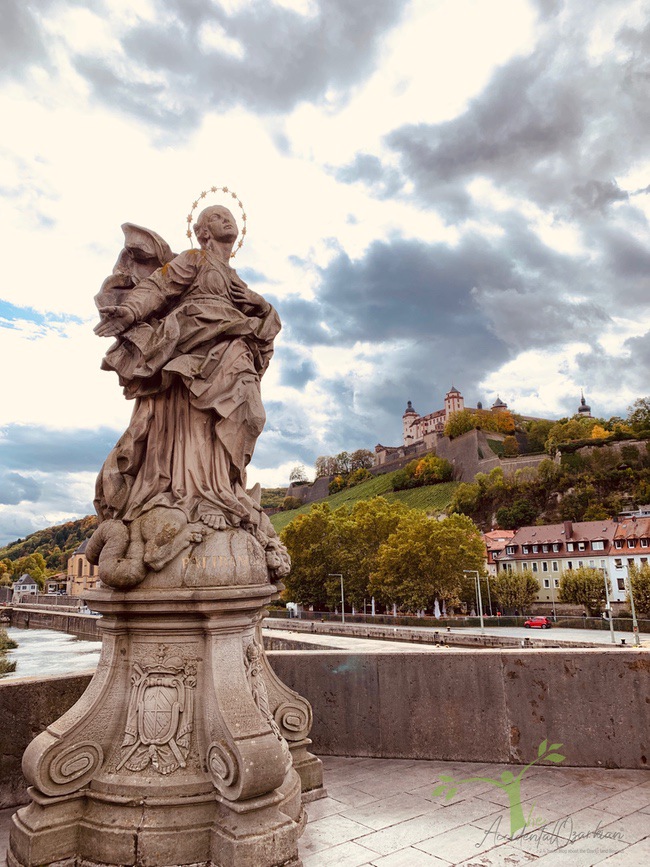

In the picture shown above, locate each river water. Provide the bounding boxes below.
[3,627,101,680]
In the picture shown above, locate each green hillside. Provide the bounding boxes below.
[0,516,98,574]
[270,472,459,533]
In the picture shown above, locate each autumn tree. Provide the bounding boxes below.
[349,449,374,471]
[492,571,540,613]
[289,465,308,484]
[369,512,486,612]
[327,499,408,610]
[11,553,47,588]
[628,563,650,616]
[281,504,340,608]
[627,397,650,436]
[558,566,608,615]
[281,498,408,611]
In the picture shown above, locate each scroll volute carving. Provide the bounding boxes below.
[253,623,313,743]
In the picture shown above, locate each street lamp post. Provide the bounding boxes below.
[328,574,345,624]
[485,574,493,617]
[464,569,484,634]
[602,569,616,646]
[624,570,642,647]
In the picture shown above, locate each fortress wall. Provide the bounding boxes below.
[2,648,648,808]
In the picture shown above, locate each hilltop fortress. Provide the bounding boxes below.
[374,385,591,482]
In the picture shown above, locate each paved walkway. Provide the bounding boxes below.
[300,756,650,866]
[3,757,648,866]
[267,618,649,648]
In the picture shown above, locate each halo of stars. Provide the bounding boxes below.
[186,186,247,258]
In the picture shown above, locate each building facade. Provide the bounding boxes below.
[492,520,628,606]
[67,539,100,596]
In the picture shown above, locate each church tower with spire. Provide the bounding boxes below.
[402,400,420,445]
[444,385,464,420]
[577,391,592,417]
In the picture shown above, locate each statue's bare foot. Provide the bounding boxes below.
[201,513,227,530]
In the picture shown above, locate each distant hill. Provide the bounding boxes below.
[270,470,459,533]
[0,515,98,573]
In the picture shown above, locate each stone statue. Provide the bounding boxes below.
[88,203,290,587]
[8,192,322,867]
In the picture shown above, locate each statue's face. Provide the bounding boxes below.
[200,206,238,243]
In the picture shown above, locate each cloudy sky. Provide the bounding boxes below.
[1,0,649,545]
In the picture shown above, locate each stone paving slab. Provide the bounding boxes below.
[2,757,649,866]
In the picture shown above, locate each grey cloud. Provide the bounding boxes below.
[332,154,404,198]
[72,0,408,132]
[0,472,42,506]
[574,332,650,410]
[0,1,52,78]
[334,3,649,225]
[282,224,604,351]
[0,425,123,474]
[276,345,318,389]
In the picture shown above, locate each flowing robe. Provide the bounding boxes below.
[95,248,281,533]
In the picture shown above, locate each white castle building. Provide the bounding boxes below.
[402,386,509,447]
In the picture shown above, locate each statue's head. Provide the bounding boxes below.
[194,206,238,249]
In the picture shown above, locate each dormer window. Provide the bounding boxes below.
[552,543,560,552]
[506,546,515,555]
[532,545,539,553]
[641,539,649,548]
[614,540,623,549]
[627,540,635,549]
[592,540,604,551]
[522,545,529,554]
[542,544,549,553]
[578,542,586,551]
[567,542,574,552]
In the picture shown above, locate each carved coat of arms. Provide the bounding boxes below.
[118,645,196,775]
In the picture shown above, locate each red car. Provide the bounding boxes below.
[524,616,553,629]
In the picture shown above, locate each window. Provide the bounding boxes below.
[506,546,515,555]
[542,562,548,572]
[627,539,635,549]
[615,540,623,549]
[627,558,634,567]
[614,559,622,568]
[554,579,559,588]
[532,563,538,572]
[532,545,539,553]
[641,539,648,548]
[578,560,584,568]
[543,579,550,588]
[552,561,559,572]
[542,544,549,553]
[522,545,529,554]
[522,562,528,571]
[617,578,625,590]
[592,540,604,551]
[567,561,573,570]
[589,560,595,568]
[641,558,648,565]
[553,543,559,552]
[567,542,574,552]
[578,542,586,551]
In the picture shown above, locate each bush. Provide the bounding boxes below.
[281,496,303,511]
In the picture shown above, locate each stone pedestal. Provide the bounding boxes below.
[9,572,323,867]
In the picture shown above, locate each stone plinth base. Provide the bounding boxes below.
[9,582,322,867]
